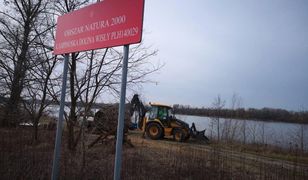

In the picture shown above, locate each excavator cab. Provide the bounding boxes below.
[148,104,172,126]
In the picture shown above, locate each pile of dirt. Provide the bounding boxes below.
[93,104,131,134]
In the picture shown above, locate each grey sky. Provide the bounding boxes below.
[139,0,308,110]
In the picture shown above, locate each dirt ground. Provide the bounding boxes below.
[0,128,307,180]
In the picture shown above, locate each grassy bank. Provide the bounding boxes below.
[0,128,307,179]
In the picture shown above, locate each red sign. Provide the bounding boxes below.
[54,0,144,55]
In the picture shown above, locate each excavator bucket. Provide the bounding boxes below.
[190,123,210,143]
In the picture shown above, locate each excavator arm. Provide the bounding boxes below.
[129,94,147,130]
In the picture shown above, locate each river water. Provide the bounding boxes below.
[177,114,308,151]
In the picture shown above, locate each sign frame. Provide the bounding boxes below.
[53,0,144,55]
[51,1,145,180]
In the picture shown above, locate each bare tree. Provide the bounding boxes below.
[298,107,307,153]
[20,4,61,141]
[289,122,306,153]
[22,53,58,142]
[0,0,51,126]
[50,0,97,151]
[240,119,247,144]
[260,121,266,145]
[220,93,243,143]
[211,95,225,142]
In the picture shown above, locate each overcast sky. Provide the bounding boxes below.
[136,0,308,111]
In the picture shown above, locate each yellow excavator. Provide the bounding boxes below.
[129,94,209,142]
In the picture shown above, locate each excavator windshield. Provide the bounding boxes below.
[149,105,173,120]
[157,107,168,119]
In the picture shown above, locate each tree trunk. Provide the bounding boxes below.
[68,53,77,151]
[3,85,22,126]
[33,120,39,142]
[243,120,246,144]
[300,125,304,153]
[217,117,220,142]
[2,19,31,126]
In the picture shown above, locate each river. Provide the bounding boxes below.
[177,114,308,151]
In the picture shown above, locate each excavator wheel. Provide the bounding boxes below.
[184,132,190,141]
[146,123,163,140]
[173,128,184,142]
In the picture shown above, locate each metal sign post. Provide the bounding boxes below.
[51,54,69,180]
[114,45,129,180]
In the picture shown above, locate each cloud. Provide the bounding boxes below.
[139,0,308,110]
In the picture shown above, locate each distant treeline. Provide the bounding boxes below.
[173,104,308,124]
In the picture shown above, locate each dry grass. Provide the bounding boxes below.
[0,128,307,180]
